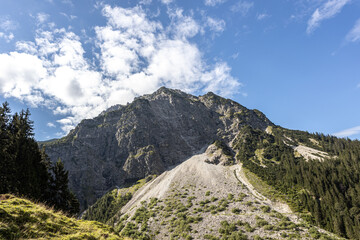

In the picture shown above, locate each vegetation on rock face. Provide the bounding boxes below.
[0,194,123,239]
[233,125,360,239]
[0,102,79,215]
[82,176,155,224]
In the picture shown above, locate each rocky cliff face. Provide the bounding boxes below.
[42,87,273,209]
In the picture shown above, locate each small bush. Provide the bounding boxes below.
[231,208,241,214]
[260,205,271,213]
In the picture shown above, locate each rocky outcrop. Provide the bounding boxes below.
[42,87,273,209]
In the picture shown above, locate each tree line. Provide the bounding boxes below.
[0,102,79,215]
[233,125,360,239]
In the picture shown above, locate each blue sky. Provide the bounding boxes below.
[0,0,360,141]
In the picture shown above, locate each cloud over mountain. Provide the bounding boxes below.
[0,4,240,135]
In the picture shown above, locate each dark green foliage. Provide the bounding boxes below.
[260,205,271,213]
[82,190,132,224]
[204,234,220,240]
[218,220,248,240]
[231,208,241,214]
[121,221,150,239]
[213,140,233,157]
[0,102,79,215]
[233,125,360,239]
[50,159,80,215]
[213,140,234,165]
[219,221,236,235]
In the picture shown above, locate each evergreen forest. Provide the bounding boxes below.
[234,125,360,239]
[0,102,79,215]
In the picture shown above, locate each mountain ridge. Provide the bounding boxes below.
[41,87,360,239]
[42,87,273,210]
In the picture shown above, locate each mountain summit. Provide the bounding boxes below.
[42,87,272,209]
[41,87,360,239]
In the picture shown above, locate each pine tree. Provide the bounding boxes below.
[0,102,79,215]
[0,102,14,193]
[51,158,79,215]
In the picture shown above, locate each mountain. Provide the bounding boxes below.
[42,87,360,239]
[81,144,340,240]
[42,87,272,210]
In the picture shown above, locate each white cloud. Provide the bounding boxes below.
[16,41,38,54]
[201,62,241,96]
[346,18,360,42]
[0,52,47,106]
[307,0,350,34]
[168,8,200,39]
[60,12,77,21]
[231,1,254,16]
[257,13,270,20]
[231,52,239,59]
[0,18,17,31]
[37,13,50,24]
[0,5,242,136]
[204,0,226,6]
[334,126,360,138]
[206,17,226,33]
[140,0,152,4]
[62,0,74,6]
[47,122,56,127]
[161,0,173,4]
[0,32,14,43]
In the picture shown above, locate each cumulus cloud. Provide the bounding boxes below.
[204,0,226,7]
[334,126,360,138]
[167,8,200,39]
[230,1,254,16]
[1,28,104,131]
[346,18,360,42]
[0,5,241,135]
[307,0,350,34]
[0,52,47,106]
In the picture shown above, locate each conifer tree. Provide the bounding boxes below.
[51,158,80,215]
[0,102,13,193]
[0,102,79,215]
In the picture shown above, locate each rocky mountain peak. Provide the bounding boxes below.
[42,87,273,209]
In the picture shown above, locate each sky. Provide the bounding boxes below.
[0,0,360,141]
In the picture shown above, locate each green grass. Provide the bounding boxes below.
[0,194,125,240]
[242,167,285,202]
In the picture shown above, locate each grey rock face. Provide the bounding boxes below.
[42,87,273,209]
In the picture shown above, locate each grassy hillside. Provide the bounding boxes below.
[0,194,126,240]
